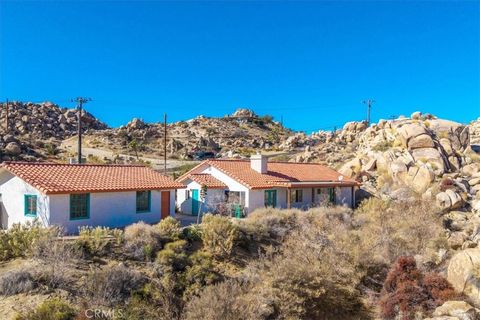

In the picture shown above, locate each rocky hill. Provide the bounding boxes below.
[61,108,292,162]
[0,101,107,161]
[0,103,291,164]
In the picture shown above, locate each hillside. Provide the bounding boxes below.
[0,102,292,166]
[0,101,107,161]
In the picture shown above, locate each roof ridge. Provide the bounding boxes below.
[2,161,147,168]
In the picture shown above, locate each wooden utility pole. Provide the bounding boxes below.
[71,97,91,164]
[363,99,375,126]
[5,98,9,132]
[164,113,167,174]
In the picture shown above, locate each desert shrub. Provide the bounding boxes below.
[439,177,455,191]
[372,140,394,152]
[155,240,188,271]
[380,256,456,320]
[124,222,161,261]
[156,216,182,241]
[241,213,370,320]
[120,281,181,320]
[15,298,76,320]
[239,208,300,243]
[353,198,446,267]
[183,279,271,320]
[0,270,36,296]
[201,214,239,259]
[76,226,112,256]
[182,225,202,242]
[0,220,49,261]
[84,264,145,306]
[183,251,221,297]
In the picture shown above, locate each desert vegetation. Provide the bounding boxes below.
[0,199,469,319]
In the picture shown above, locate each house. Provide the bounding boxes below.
[0,162,183,233]
[176,154,360,216]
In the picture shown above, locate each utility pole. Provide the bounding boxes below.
[5,98,9,132]
[71,97,91,164]
[164,113,167,174]
[362,99,375,126]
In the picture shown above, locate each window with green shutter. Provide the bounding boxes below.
[136,191,151,213]
[70,193,90,220]
[24,195,37,216]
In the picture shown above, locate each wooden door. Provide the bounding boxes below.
[161,191,171,219]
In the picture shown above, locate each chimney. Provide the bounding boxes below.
[251,153,267,174]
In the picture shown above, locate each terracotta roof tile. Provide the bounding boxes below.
[1,161,184,194]
[187,174,227,189]
[180,159,359,189]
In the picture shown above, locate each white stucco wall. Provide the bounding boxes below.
[176,164,356,217]
[0,171,50,229]
[0,168,176,233]
[49,189,176,234]
[335,186,354,207]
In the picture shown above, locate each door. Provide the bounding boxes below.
[264,190,277,207]
[161,191,170,219]
[191,189,199,216]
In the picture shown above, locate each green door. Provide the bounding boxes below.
[233,204,242,218]
[264,190,277,207]
[192,189,199,216]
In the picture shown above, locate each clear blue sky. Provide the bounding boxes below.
[1,1,479,132]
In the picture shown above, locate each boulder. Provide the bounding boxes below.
[408,165,435,193]
[411,111,422,120]
[447,249,480,305]
[4,142,21,155]
[408,133,435,149]
[411,147,446,175]
[433,300,479,320]
[448,232,468,250]
[437,190,464,211]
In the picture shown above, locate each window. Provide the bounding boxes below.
[136,191,151,213]
[316,188,335,204]
[70,193,89,220]
[24,195,37,216]
[290,190,303,203]
[185,190,190,200]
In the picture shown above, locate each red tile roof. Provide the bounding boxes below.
[186,174,227,189]
[1,161,184,194]
[177,159,359,189]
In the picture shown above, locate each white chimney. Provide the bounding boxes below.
[251,153,267,174]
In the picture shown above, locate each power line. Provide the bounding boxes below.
[71,97,92,164]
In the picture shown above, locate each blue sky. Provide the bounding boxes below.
[1,1,479,132]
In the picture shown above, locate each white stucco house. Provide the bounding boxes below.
[176,154,360,217]
[0,161,183,233]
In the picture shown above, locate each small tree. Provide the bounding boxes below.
[128,139,140,160]
[196,184,208,224]
[380,256,456,320]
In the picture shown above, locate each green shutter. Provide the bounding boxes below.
[136,190,151,213]
[24,195,37,217]
[70,193,90,220]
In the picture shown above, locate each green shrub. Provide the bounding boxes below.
[15,298,76,320]
[76,226,112,256]
[183,251,220,297]
[156,240,188,271]
[0,220,49,261]
[201,214,239,259]
[156,217,182,241]
[183,225,202,242]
